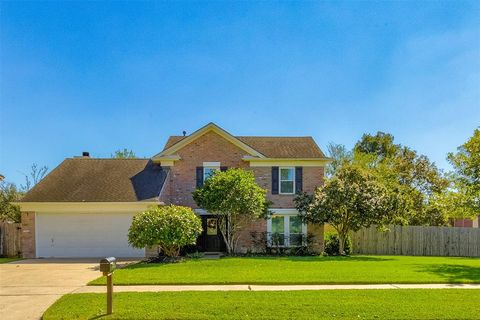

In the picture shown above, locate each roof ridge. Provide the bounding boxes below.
[169,135,313,138]
[237,136,313,138]
[66,158,150,160]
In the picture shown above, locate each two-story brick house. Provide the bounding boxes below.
[18,123,330,258]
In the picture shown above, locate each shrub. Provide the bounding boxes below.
[324,232,352,255]
[249,231,317,256]
[128,205,202,258]
[186,251,205,259]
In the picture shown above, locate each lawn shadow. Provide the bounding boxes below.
[120,255,395,269]
[416,264,480,283]
[223,255,395,263]
[283,255,395,262]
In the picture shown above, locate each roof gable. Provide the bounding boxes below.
[160,126,328,159]
[152,123,266,160]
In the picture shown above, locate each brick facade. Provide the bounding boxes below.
[167,131,250,208]
[21,211,35,258]
[162,131,326,253]
[236,218,268,253]
[164,131,325,210]
[252,166,324,208]
[452,216,480,228]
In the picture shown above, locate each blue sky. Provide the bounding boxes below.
[1,1,479,186]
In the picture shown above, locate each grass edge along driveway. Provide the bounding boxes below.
[44,289,480,319]
[89,255,480,285]
[0,257,21,264]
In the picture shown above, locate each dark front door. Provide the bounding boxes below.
[197,215,226,252]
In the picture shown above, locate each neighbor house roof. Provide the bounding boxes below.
[164,136,326,158]
[20,158,168,202]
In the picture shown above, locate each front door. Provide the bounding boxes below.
[197,215,226,252]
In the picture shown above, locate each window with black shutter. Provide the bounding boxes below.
[196,167,204,187]
[295,167,303,194]
[271,167,279,194]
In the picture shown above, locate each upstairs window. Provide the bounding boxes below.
[279,167,295,194]
[203,162,220,181]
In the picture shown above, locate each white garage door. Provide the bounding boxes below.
[36,212,145,258]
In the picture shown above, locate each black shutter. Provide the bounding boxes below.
[295,167,303,194]
[271,166,279,194]
[196,167,204,187]
[220,166,228,172]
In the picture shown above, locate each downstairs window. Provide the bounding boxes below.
[267,214,307,247]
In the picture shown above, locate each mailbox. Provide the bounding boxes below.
[99,257,116,315]
[100,257,117,275]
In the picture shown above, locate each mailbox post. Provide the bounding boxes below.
[100,257,117,315]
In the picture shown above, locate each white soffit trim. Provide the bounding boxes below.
[203,162,221,167]
[151,122,266,161]
[243,157,332,167]
[16,202,159,213]
[270,208,300,215]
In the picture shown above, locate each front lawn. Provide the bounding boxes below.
[0,257,21,264]
[44,289,480,319]
[89,255,480,285]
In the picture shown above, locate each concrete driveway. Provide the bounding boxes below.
[0,259,132,320]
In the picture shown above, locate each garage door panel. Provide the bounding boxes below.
[36,213,144,258]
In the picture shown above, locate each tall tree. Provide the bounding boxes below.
[354,133,449,226]
[295,163,397,254]
[111,149,136,158]
[20,163,48,192]
[354,132,399,161]
[446,129,480,216]
[325,143,352,177]
[193,168,267,254]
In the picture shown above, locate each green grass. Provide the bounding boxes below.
[89,255,480,285]
[0,257,21,264]
[43,290,480,319]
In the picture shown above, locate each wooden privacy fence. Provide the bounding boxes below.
[352,225,480,257]
[0,222,22,257]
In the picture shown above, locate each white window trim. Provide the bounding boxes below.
[266,211,307,247]
[279,167,295,195]
[203,162,220,181]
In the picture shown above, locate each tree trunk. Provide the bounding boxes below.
[218,216,232,254]
[338,233,346,255]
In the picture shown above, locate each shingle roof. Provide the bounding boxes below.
[21,159,168,202]
[164,135,326,158]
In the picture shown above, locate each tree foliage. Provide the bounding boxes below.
[447,129,480,216]
[326,143,352,178]
[0,181,22,223]
[295,163,397,254]
[193,168,267,254]
[128,205,202,257]
[355,132,399,160]
[353,132,449,226]
[112,149,136,159]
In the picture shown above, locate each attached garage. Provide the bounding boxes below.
[36,212,144,258]
[17,158,167,258]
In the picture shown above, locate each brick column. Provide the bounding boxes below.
[21,211,36,258]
